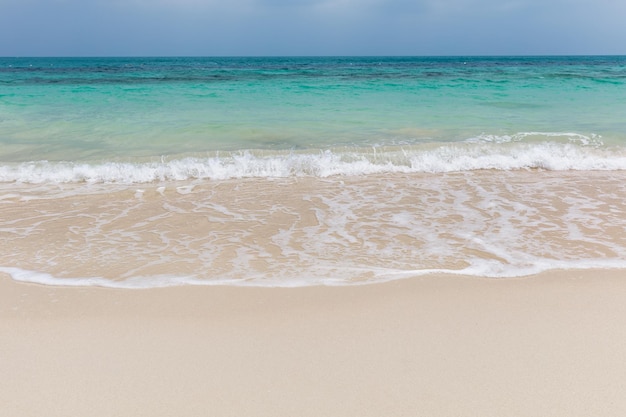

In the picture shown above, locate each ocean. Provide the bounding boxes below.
[1,56,626,287]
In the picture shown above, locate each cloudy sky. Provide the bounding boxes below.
[1,0,625,56]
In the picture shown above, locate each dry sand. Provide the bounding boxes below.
[1,270,626,417]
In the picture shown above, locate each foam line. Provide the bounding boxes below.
[1,141,625,184]
[3,259,626,289]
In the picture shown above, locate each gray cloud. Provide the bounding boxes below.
[0,0,624,56]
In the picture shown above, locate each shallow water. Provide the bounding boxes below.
[1,56,625,286]
[2,170,625,287]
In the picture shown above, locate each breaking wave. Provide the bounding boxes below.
[2,140,625,184]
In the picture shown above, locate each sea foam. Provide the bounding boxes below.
[2,166,626,288]
[3,258,626,289]
[1,140,625,184]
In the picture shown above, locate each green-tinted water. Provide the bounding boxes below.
[1,56,625,168]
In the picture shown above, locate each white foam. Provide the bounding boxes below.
[1,140,625,184]
[3,258,626,289]
[0,267,209,289]
[468,131,604,146]
[2,159,625,289]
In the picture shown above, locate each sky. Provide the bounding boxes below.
[1,0,625,56]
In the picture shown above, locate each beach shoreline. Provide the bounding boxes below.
[3,170,626,287]
[2,270,625,417]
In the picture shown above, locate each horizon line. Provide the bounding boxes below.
[2,53,626,59]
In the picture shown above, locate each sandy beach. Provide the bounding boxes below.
[2,270,625,417]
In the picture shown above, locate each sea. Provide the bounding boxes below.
[1,56,626,288]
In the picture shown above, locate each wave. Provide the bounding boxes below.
[1,141,625,184]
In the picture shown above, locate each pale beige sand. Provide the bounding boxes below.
[2,270,626,417]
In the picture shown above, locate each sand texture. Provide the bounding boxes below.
[2,270,626,417]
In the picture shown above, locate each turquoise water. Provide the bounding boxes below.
[2,56,626,287]
[1,56,626,181]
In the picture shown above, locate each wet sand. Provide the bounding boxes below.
[3,171,626,286]
[2,270,626,417]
